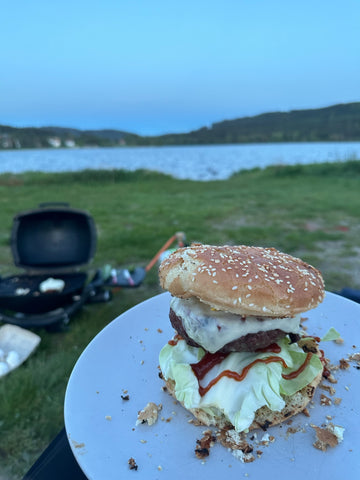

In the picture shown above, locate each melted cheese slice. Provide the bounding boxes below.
[171,296,300,353]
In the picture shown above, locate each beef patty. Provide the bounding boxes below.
[169,308,293,353]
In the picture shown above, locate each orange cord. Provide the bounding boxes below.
[145,232,185,272]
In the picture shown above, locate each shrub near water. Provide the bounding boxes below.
[0,161,359,479]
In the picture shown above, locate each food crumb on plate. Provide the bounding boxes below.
[136,402,162,426]
[311,423,345,451]
[320,394,332,406]
[320,383,336,396]
[339,358,350,370]
[128,457,138,470]
[217,428,255,463]
[195,429,216,459]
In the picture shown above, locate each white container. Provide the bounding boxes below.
[0,324,41,377]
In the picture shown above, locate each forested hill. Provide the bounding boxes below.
[131,102,360,146]
[1,102,360,149]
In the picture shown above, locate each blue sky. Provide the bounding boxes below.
[1,0,359,135]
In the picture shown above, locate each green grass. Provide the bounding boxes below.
[0,161,360,478]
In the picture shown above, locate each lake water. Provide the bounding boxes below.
[0,142,360,181]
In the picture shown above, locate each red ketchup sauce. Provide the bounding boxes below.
[194,356,288,397]
[319,349,331,378]
[256,343,281,354]
[281,352,312,380]
[188,343,313,397]
[191,351,229,381]
[168,334,183,346]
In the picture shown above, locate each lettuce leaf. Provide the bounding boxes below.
[321,327,341,342]
[159,337,323,433]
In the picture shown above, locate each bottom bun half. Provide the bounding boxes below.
[163,368,322,432]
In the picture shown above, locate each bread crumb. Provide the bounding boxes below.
[217,428,255,463]
[326,373,338,384]
[105,415,112,421]
[312,423,344,451]
[136,402,162,426]
[72,441,85,449]
[260,432,275,445]
[320,383,336,396]
[339,359,350,370]
[334,397,342,405]
[128,457,138,470]
[348,352,360,364]
[286,426,300,436]
[232,449,255,464]
[320,394,332,406]
[298,337,318,353]
[195,429,216,459]
[188,418,205,426]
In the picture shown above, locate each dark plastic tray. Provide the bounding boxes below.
[0,272,87,314]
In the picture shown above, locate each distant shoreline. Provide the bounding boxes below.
[1,138,360,152]
[1,102,360,150]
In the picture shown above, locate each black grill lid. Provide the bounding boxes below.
[10,203,97,270]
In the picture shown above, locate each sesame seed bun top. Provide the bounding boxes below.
[159,244,325,317]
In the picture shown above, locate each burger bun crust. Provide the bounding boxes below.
[159,244,325,318]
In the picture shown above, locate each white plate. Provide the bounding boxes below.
[64,292,360,480]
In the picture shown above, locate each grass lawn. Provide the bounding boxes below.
[0,161,360,479]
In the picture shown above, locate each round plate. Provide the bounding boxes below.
[64,292,360,479]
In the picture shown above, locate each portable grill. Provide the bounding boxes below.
[0,203,104,329]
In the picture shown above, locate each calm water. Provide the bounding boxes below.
[1,142,360,181]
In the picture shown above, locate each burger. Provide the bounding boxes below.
[158,244,326,433]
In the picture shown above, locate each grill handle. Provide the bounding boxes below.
[38,202,70,208]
